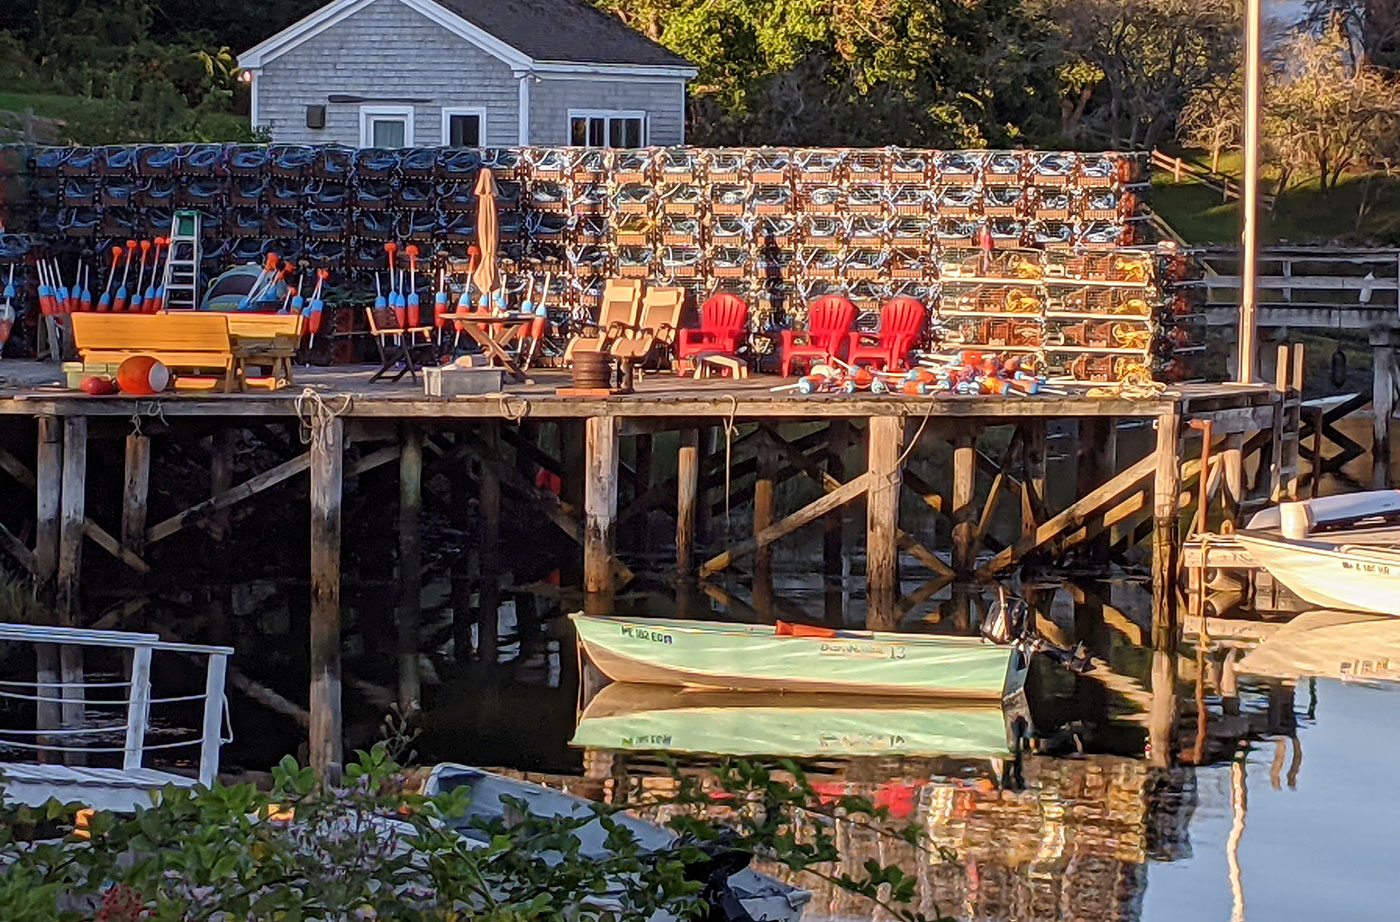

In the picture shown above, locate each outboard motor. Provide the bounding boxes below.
[982,588,1028,645]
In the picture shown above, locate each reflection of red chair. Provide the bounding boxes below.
[847,297,926,370]
[779,295,855,376]
[677,293,749,368]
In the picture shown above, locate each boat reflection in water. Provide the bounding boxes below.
[572,684,1018,759]
[1237,609,1400,684]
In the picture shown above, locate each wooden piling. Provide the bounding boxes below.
[823,420,848,624]
[1149,405,1181,767]
[1020,419,1048,567]
[34,417,62,592]
[56,417,87,763]
[1222,431,1245,529]
[120,434,150,556]
[753,434,777,619]
[584,415,620,609]
[1373,341,1394,489]
[397,424,423,709]
[951,430,976,581]
[675,428,699,582]
[309,414,344,778]
[209,428,235,542]
[866,416,903,628]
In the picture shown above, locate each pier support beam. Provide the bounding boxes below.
[951,430,976,581]
[209,429,235,542]
[1078,418,1118,567]
[753,435,777,620]
[121,434,150,557]
[309,414,344,779]
[57,417,87,763]
[675,429,699,582]
[1150,406,1181,767]
[35,418,62,593]
[584,416,620,611]
[1373,340,1395,489]
[824,420,848,624]
[397,424,423,709]
[866,416,903,629]
[478,423,501,664]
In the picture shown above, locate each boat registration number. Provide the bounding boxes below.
[620,625,674,644]
[818,642,907,660]
[1341,560,1392,575]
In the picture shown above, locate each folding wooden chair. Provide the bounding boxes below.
[564,278,642,362]
[610,285,685,388]
[365,306,436,382]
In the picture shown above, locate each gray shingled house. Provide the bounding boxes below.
[237,0,695,148]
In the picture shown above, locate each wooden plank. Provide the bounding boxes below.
[0,520,35,573]
[977,450,1159,578]
[1152,406,1182,652]
[82,521,150,574]
[34,417,62,591]
[121,434,151,555]
[753,433,777,619]
[866,416,903,606]
[56,417,86,627]
[208,429,235,542]
[900,468,947,516]
[951,432,976,579]
[700,472,872,578]
[397,424,423,710]
[675,428,699,582]
[0,447,36,490]
[1375,344,1394,489]
[584,415,620,599]
[122,646,152,771]
[147,452,311,545]
[309,414,344,778]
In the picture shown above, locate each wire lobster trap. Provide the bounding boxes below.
[526,147,571,181]
[940,280,1043,316]
[935,150,986,184]
[611,212,653,245]
[795,276,847,305]
[748,149,792,184]
[572,275,608,310]
[986,217,1026,247]
[437,180,477,212]
[938,315,1044,352]
[754,214,796,246]
[887,247,933,280]
[846,149,887,183]
[658,182,704,215]
[935,217,979,247]
[1077,153,1119,188]
[1079,220,1130,249]
[481,148,524,179]
[526,210,572,242]
[568,148,606,183]
[888,185,929,216]
[844,248,888,280]
[796,245,842,279]
[1044,249,1154,284]
[435,148,480,180]
[572,213,608,244]
[569,182,609,215]
[710,183,748,215]
[1031,189,1074,220]
[846,184,884,215]
[849,214,889,247]
[846,279,891,320]
[982,186,1027,217]
[612,182,656,215]
[1026,219,1077,249]
[888,278,937,303]
[1081,188,1125,220]
[1046,351,1151,384]
[566,243,611,278]
[1027,151,1078,187]
[983,151,1026,186]
[881,148,929,184]
[660,244,703,280]
[798,184,842,214]
[935,185,981,217]
[750,184,792,215]
[888,215,931,245]
[794,148,845,184]
[1045,285,1154,317]
[798,214,845,246]
[708,245,751,278]
[703,149,746,183]
[1044,317,1152,350]
[657,147,701,183]
[707,214,752,246]
[609,149,654,183]
[754,248,794,279]
[659,214,702,246]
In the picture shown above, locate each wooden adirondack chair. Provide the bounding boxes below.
[610,285,685,387]
[676,293,748,371]
[779,294,855,376]
[565,278,642,361]
[847,297,926,371]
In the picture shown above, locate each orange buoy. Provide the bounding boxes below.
[80,375,117,395]
[116,355,170,395]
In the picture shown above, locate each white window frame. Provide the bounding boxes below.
[567,108,649,148]
[359,105,414,148]
[440,106,488,147]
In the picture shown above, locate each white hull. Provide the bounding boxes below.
[1234,532,1400,615]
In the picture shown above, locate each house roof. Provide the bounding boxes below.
[429,0,691,68]
[238,0,695,75]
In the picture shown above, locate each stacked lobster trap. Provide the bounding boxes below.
[1,142,1184,374]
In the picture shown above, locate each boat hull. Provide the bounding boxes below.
[1234,532,1400,615]
[571,614,1014,698]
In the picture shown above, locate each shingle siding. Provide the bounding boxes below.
[527,77,685,146]
[257,0,519,146]
[253,0,687,148]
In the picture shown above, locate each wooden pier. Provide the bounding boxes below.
[0,362,1299,776]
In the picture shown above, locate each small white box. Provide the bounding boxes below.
[423,365,504,397]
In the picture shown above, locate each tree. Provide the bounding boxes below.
[1176,75,1241,172]
[1034,0,1241,150]
[1264,30,1400,192]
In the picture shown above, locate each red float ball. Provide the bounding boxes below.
[80,375,117,395]
[116,355,170,395]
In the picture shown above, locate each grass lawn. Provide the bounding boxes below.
[1151,147,1400,245]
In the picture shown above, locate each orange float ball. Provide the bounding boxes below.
[116,355,170,395]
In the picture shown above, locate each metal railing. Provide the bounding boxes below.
[0,624,233,786]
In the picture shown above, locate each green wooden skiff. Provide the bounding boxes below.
[570,613,1017,698]
[572,684,1012,757]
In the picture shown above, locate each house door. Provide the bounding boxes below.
[360,106,414,148]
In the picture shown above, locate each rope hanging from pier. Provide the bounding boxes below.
[294,387,353,446]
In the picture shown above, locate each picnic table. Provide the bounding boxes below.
[442,311,535,382]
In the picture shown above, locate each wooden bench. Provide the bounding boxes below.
[225,313,303,389]
[72,313,237,392]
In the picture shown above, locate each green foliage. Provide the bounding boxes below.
[0,746,957,922]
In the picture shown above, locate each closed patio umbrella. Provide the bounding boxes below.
[472,167,500,307]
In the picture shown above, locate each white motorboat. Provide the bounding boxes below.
[1230,490,1400,616]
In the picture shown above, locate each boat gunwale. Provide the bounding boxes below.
[568,612,994,647]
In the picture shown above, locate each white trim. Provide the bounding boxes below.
[359,105,415,147]
[567,108,648,147]
[517,76,530,146]
[237,0,696,79]
[249,70,261,130]
[441,105,487,146]
[679,80,686,145]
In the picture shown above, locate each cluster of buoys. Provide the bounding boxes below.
[33,239,172,317]
[773,350,1062,397]
[81,354,171,397]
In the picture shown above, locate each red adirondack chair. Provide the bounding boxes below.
[847,297,926,370]
[677,293,749,367]
[779,295,856,376]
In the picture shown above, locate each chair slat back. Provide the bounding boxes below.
[806,295,856,351]
[226,313,303,339]
[701,293,748,336]
[599,278,643,329]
